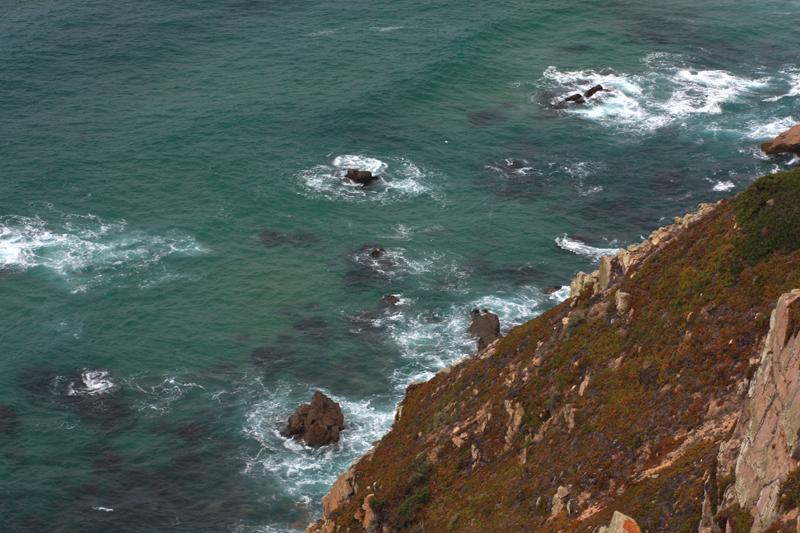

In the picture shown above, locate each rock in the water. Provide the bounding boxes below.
[283,391,345,447]
[584,84,608,99]
[468,308,501,350]
[345,169,380,185]
[381,294,401,306]
[368,247,386,259]
[563,93,586,105]
[761,124,800,156]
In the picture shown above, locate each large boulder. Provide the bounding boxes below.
[761,124,800,156]
[283,391,345,447]
[345,169,380,185]
[468,309,501,350]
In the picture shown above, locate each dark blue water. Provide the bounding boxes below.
[1,1,798,530]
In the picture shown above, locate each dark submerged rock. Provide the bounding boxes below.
[468,308,501,351]
[583,84,608,99]
[563,93,586,105]
[345,169,380,185]
[0,405,20,435]
[258,230,318,248]
[381,294,401,307]
[282,391,345,447]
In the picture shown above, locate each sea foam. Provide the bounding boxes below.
[555,235,620,262]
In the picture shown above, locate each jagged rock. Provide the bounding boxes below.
[323,466,356,516]
[761,124,800,156]
[615,291,632,314]
[550,485,571,518]
[599,255,624,291]
[570,271,598,299]
[468,309,501,350]
[283,391,345,447]
[731,289,800,531]
[360,494,379,532]
[598,511,642,533]
[562,84,609,106]
[345,169,380,185]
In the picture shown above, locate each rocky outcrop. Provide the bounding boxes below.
[761,124,800,156]
[721,290,800,531]
[345,169,380,185]
[569,201,718,300]
[283,391,345,447]
[468,309,501,350]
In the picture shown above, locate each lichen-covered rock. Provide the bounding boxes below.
[732,289,800,531]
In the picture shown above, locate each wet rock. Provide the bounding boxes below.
[544,285,563,295]
[368,247,386,258]
[761,124,800,156]
[381,294,401,307]
[468,309,501,350]
[563,93,587,105]
[283,391,345,447]
[584,84,609,99]
[345,169,380,185]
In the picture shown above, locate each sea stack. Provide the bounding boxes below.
[467,308,501,350]
[282,391,344,447]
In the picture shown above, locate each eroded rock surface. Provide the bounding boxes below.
[761,124,800,156]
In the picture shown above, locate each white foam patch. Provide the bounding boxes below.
[712,180,735,192]
[549,286,571,303]
[745,116,798,140]
[555,235,620,262]
[67,370,115,397]
[763,69,800,101]
[297,155,439,204]
[0,214,205,290]
[129,376,206,414]
[351,247,440,279]
[540,55,773,133]
[372,25,404,32]
[92,506,114,513]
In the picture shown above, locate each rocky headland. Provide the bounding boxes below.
[306,130,800,532]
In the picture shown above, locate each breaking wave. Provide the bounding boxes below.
[538,54,788,133]
[0,213,206,291]
[555,235,620,262]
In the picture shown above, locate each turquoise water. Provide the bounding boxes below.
[1,1,798,530]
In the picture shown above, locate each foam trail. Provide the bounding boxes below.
[555,235,619,262]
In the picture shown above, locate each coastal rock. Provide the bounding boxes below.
[731,289,800,531]
[345,169,380,185]
[761,124,800,156]
[615,291,632,314]
[468,309,501,350]
[598,511,642,533]
[562,84,609,106]
[369,247,386,258]
[283,391,345,447]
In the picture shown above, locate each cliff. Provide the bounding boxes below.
[309,167,800,533]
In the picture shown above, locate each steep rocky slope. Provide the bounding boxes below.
[309,168,800,533]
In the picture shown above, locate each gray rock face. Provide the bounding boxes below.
[283,391,345,447]
[468,309,501,351]
[733,289,800,531]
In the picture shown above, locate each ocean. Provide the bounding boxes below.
[1,0,798,530]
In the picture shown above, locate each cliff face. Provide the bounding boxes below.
[309,168,800,533]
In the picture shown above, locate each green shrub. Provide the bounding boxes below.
[733,168,800,266]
